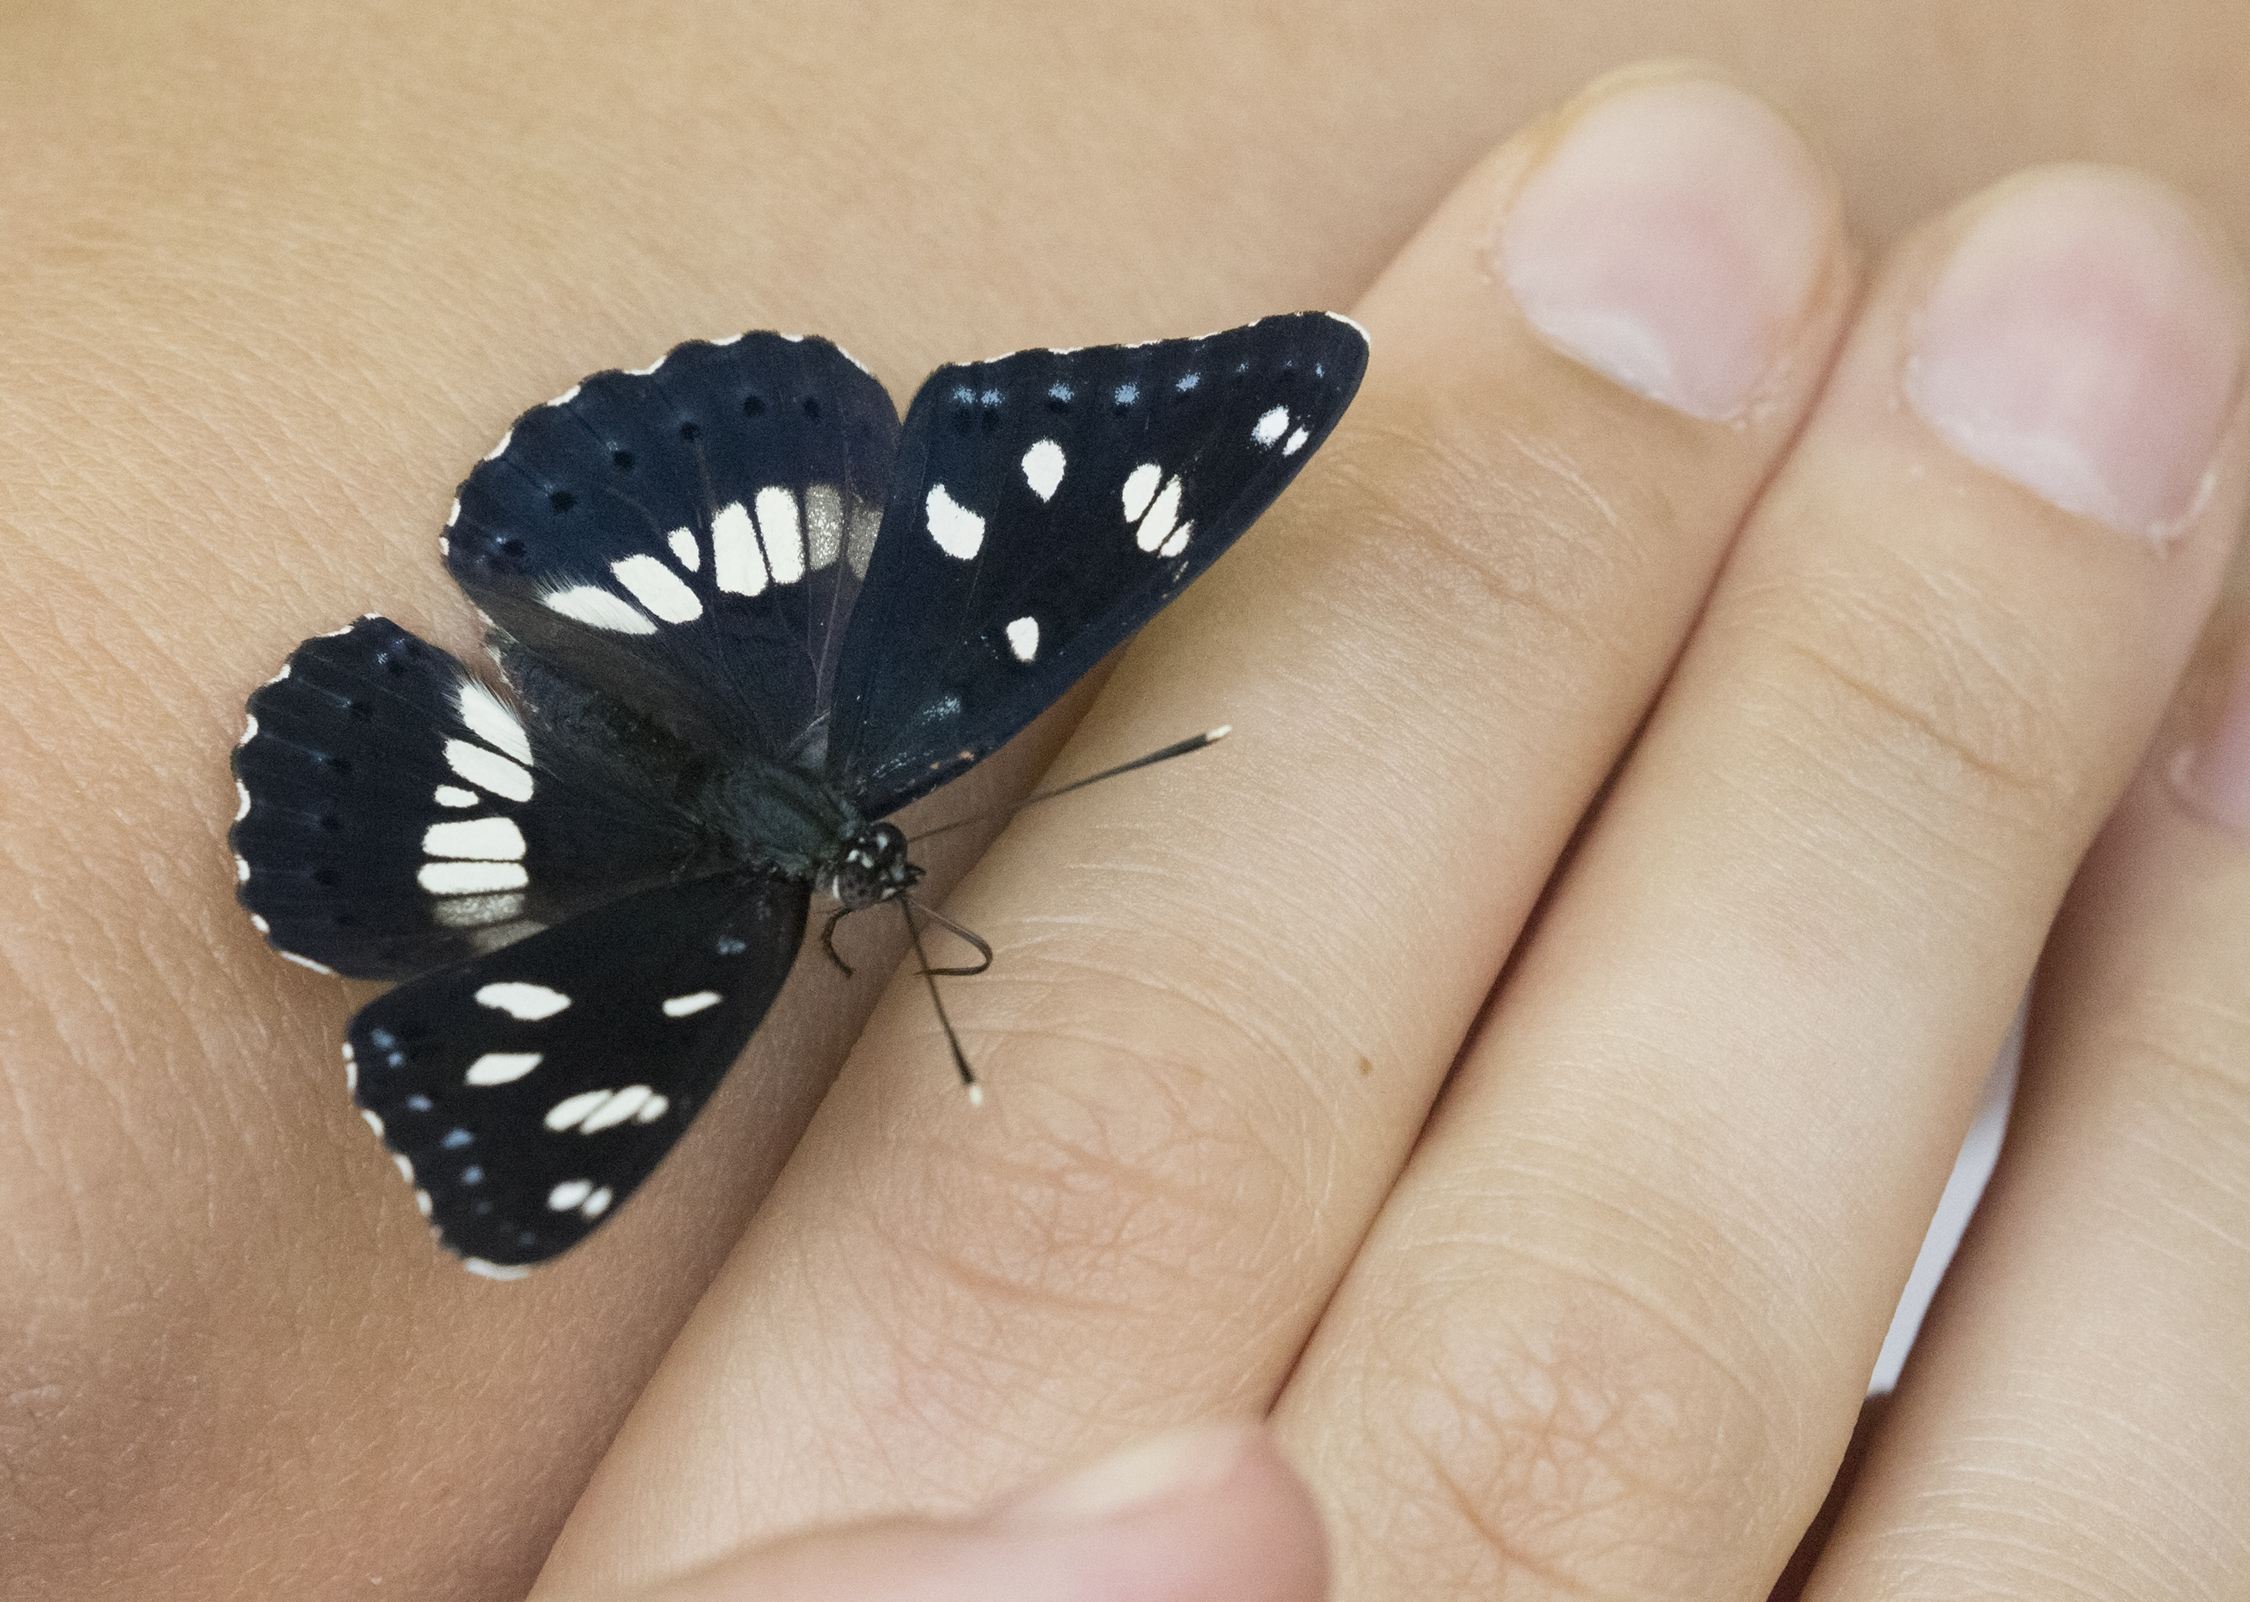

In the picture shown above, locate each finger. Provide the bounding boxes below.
[1272,167,2250,1600]
[538,65,1854,1592]
[555,1425,1324,1602]
[1796,620,2250,1600]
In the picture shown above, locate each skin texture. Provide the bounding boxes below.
[4,5,2249,1600]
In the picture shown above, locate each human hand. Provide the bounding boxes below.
[530,67,2250,1602]
[9,13,2250,1600]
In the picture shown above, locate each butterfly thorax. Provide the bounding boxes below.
[693,755,916,909]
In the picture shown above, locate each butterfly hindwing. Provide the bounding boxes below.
[446,333,900,763]
[231,616,705,980]
[825,312,1367,815]
[347,869,810,1268]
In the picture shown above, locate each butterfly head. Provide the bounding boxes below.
[823,819,918,911]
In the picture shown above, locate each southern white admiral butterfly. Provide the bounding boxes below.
[230,314,1367,1271]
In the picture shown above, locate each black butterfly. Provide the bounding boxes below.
[230,314,1367,1274]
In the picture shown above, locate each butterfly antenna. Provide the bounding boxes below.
[904,896,994,976]
[908,725,1231,847]
[899,897,983,1104]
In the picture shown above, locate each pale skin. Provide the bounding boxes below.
[5,6,2250,1601]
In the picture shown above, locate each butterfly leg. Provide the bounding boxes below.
[820,906,857,978]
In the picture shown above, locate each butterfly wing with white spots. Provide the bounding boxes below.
[346,868,808,1269]
[445,333,899,764]
[825,312,1367,815]
[233,615,708,979]
[232,314,1366,1268]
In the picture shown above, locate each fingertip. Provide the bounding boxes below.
[584,1424,1327,1602]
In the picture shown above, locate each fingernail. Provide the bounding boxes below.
[1000,1424,1253,1526]
[1497,72,1836,421]
[1906,169,2247,542]
[2168,628,2250,833]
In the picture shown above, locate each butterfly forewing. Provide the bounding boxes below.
[232,616,705,980]
[348,869,810,1268]
[826,312,1367,815]
[447,333,899,763]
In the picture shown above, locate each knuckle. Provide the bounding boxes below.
[1739,561,2089,835]
[1309,410,1669,686]
[1349,1263,1802,1599]
[870,979,1311,1343]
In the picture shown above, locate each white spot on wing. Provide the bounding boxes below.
[1021,439,1066,501]
[423,816,527,860]
[483,429,514,461]
[544,1089,611,1132]
[433,892,525,927]
[454,679,532,763]
[1282,426,1310,455]
[611,554,704,623]
[1253,405,1290,446]
[1121,462,1161,523]
[548,1179,593,1211]
[237,712,260,749]
[1005,616,1040,661]
[467,1051,543,1086]
[541,584,657,635]
[804,483,843,569]
[468,918,544,953]
[281,951,337,974]
[755,486,806,583]
[418,860,529,895]
[712,501,767,595]
[1157,523,1192,559]
[235,854,252,884]
[846,501,881,579]
[548,384,581,407]
[447,497,461,528]
[475,981,571,1020]
[434,784,479,808]
[1135,475,1184,553]
[581,1084,652,1132]
[662,990,723,1018]
[667,527,700,570]
[234,780,253,822]
[581,1186,613,1217]
[925,483,985,559]
[445,738,534,803]
[637,1094,669,1123]
[462,1258,531,1282]
[250,913,270,935]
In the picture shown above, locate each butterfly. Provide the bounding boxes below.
[229,313,1368,1275]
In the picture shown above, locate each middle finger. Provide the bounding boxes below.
[535,68,1854,1593]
